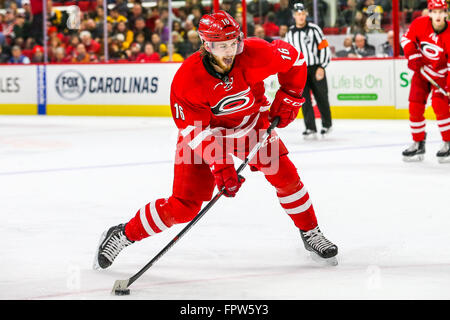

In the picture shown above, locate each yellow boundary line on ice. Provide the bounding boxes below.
[0,104,438,120]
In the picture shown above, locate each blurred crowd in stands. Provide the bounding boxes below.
[0,0,443,64]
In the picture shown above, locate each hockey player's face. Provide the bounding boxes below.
[209,39,239,71]
[209,39,239,57]
[429,9,447,29]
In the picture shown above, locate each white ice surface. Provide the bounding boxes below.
[1,115,449,300]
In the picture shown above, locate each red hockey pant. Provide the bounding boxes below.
[408,72,450,142]
[125,139,318,242]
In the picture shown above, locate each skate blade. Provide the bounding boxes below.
[402,154,424,162]
[93,230,108,270]
[437,156,450,164]
[303,134,318,141]
[309,252,338,267]
[321,128,332,138]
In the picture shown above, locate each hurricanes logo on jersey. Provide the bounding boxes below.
[211,87,255,116]
[214,76,234,91]
[420,41,444,60]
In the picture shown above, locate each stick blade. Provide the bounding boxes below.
[112,279,130,295]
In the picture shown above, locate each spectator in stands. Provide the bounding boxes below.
[248,0,270,23]
[352,33,375,57]
[115,33,128,52]
[173,20,186,39]
[47,1,64,32]
[48,26,63,44]
[9,45,30,64]
[114,21,133,50]
[337,0,357,27]
[278,24,289,41]
[160,50,184,62]
[275,0,294,27]
[133,31,146,51]
[171,30,186,57]
[12,13,30,43]
[235,10,255,37]
[263,12,279,38]
[109,36,127,60]
[23,36,36,52]
[403,0,428,22]
[107,6,127,26]
[72,43,95,63]
[21,0,32,21]
[349,9,368,34]
[83,18,102,42]
[380,30,394,57]
[0,45,10,63]
[48,36,62,61]
[128,3,146,30]
[1,9,15,42]
[254,24,273,42]
[52,46,70,63]
[158,7,170,27]
[133,17,151,42]
[154,18,169,44]
[114,0,129,18]
[31,44,44,63]
[183,19,195,41]
[80,30,101,56]
[335,35,357,57]
[66,35,80,57]
[136,42,160,62]
[220,0,236,16]
[380,30,403,57]
[182,29,201,58]
[94,5,105,24]
[189,5,203,29]
[146,6,160,33]
[303,0,328,28]
[151,32,165,56]
[191,0,205,14]
[126,42,141,61]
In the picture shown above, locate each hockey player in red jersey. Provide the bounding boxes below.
[401,0,450,163]
[94,11,338,270]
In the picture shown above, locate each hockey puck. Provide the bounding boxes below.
[114,289,130,296]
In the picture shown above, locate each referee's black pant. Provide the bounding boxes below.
[301,65,332,132]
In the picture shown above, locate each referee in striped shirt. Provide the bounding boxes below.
[286,3,332,139]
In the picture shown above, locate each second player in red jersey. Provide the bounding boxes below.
[401,0,450,162]
[94,11,338,270]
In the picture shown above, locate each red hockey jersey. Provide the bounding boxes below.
[401,15,450,80]
[170,37,306,164]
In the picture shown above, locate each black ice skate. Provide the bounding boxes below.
[302,129,318,140]
[320,127,332,137]
[436,141,450,163]
[300,226,338,266]
[93,224,134,270]
[402,139,426,162]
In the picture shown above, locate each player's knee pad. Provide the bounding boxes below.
[263,155,301,195]
[158,196,203,226]
[408,101,426,120]
[431,95,450,116]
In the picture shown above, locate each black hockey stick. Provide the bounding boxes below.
[112,117,280,295]
[420,67,450,97]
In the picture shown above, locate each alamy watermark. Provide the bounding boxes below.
[175,122,281,174]
[366,5,383,31]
